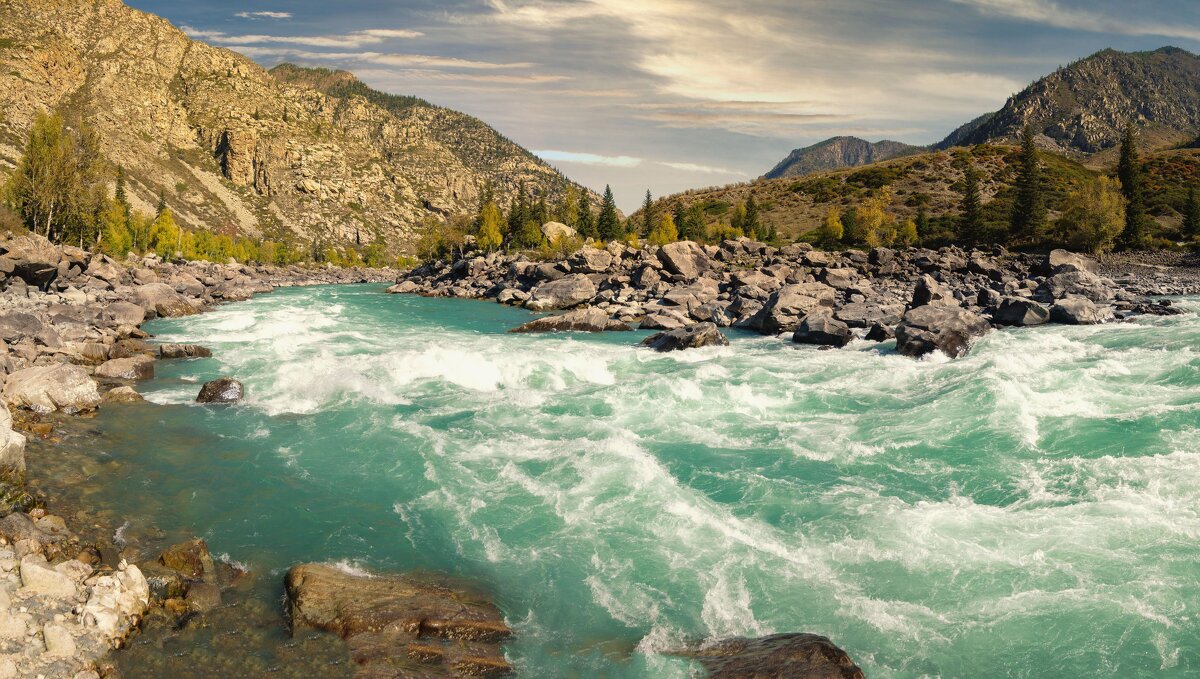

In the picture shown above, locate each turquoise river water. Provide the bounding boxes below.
[78,285,1199,677]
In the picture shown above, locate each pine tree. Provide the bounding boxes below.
[597,185,621,241]
[915,202,930,237]
[114,166,131,223]
[155,191,167,218]
[1117,122,1149,250]
[959,165,985,245]
[577,191,596,239]
[477,201,504,252]
[641,190,654,236]
[1184,185,1200,240]
[680,204,706,242]
[1010,125,1046,240]
[744,193,761,240]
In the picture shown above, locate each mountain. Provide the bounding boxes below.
[943,47,1200,155]
[763,136,923,179]
[0,0,588,252]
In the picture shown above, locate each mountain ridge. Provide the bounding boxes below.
[763,136,924,179]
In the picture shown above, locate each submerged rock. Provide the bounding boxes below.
[896,305,992,359]
[642,323,730,352]
[509,307,632,333]
[158,343,213,359]
[196,378,244,404]
[685,633,864,679]
[285,563,512,678]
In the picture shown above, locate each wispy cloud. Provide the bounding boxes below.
[659,162,746,176]
[234,11,292,20]
[535,150,643,167]
[952,0,1200,41]
[182,26,423,49]
[232,47,534,70]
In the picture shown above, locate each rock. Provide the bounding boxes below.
[869,247,895,266]
[109,338,154,359]
[103,301,146,326]
[80,563,149,641]
[159,538,216,581]
[2,364,101,414]
[285,563,511,677]
[541,221,578,243]
[385,280,420,294]
[0,407,26,482]
[686,633,865,679]
[641,323,729,352]
[0,312,43,343]
[571,248,613,273]
[864,322,895,342]
[525,274,597,311]
[911,274,957,308]
[747,283,837,334]
[992,297,1050,327]
[1045,249,1097,274]
[130,283,200,318]
[158,344,213,359]
[820,268,856,289]
[1049,295,1110,325]
[638,309,692,331]
[658,241,710,279]
[896,306,992,359]
[793,313,853,347]
[196,378,244,404]
[1038,270,1117,303]
[20,557,77,598]
[42,623,77,657]
[185,581,222,612]
[509,307,632,333]
[94,355,156,381]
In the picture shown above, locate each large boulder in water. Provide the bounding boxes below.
[285,563,511,677]
[657,241,710,279]
[509,307,632,333]
[1036,270,1117,303]
[2,364,101,414]
[1049,295,1110,325]
[94,355,156,381]
[684,633,864,679]
[991,297,1049,327]
[896,305,992,359]
[158,344,213,359]
[910,274,957,308]
[196,378,244,404]
[130,283,201,318]
[642,322,729,352]
[746,283,837,335]
[525,274,596,311]
[793,313,853,347]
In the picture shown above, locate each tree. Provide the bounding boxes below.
[155,190,168,218]
[1053,176,1126,255]
[114,166,131,224]
[477,201,504,251]
[640,190,655,237]
[648,213,678,246]
[506,180,529,242]
[99,198,132,256]
[730,201,747,235]
[1010,125,1046,240]
[744,193,762,240]
[4,112,106,242]
[512,219,545,249]
[1183,185,1200,241]
[1117,122,1150,249]
[818,207,843,246]
[853,187,892,247]
[577,191,596,239]
[958,165,985,245]
[148,208,181,256]
[532,196,549,227]
[597,185,621,241]
[556,185,580,227]
[897,218,918,246]
[915,202,930,238]
[680,204,707,242]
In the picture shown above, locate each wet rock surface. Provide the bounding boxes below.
[684,633,865,679]
[642,323,730,352]
[195,378,244,404]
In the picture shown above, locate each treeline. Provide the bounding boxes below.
[1,113,398,268]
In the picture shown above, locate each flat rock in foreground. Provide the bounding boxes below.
[509,307,632,333]
[642,322,730,352]
[285,563,512,678]
[683,633,864,679]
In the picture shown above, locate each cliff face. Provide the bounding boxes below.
[763,137,923,179]
[946,47,1200,154]
[0,0,588,251]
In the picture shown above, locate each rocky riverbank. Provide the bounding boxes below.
[391,238,1197,357]
[0,229,392,678]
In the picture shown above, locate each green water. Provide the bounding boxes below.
[90,285,1199,677]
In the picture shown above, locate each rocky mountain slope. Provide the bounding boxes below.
[944,47,1200,155]
[763,136,923,179]
[0,0,589,253]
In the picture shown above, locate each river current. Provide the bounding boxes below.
[69,285,1199,677]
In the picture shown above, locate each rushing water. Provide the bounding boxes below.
[75,285,1199,677]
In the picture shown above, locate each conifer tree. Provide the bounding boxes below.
[1117,122,1149,249]
[114,166,131,224]
[915,202,930,237]
[641,190,654,236]
[959,165,985,245]
[744,193,762,240]
[556,185,580,227]
[577,191,596,239]
[1010,125,1046,240]
[680,204,706,242]
[1184,185,1200,240]
[597,185,621,241]
[156,190,167,218]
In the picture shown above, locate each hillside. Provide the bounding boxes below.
[0,0,589,253]
[763,136,923,179]
[945,47,1200,156]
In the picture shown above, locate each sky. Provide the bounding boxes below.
[126,0,1200,211]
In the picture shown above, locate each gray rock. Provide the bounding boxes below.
[896,305,992,359]
[20,557,77,598]
[1049,296,1110,325]
[992,297,1050,326]
[196,378,244,404]
[509,307,632,333]
[793,313,853,347]
[747,283,836,334]
[0,312,43,343]
[911,274,957,308]
[1037,270,1116,303]
[158,344,213,359]
[684,632,864,679]
[642,322,730,352]
[639,309,692,330]
[526,274,597,311]
[2,364,101,414]
[94,355,156,381]
[657,241,710,279]
[1045,249,1097,274]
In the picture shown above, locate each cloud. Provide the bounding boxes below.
[951,0,1200,41]
[534,150,643,167]
[234,11,292,20]
[182,26,424,49]
[658,162,746,176]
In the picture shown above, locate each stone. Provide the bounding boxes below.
[159,539,216,580]
[20,557,77,598]
[685,633,864,679]
[911,274,957,308]
[864,322,895,342]
[896,305,993,359]
[525,274,597,311]
[1045,249,1097,274]
[1037,270,1117,303]
[992,297,1050,327]
[185,581,222,612]
[42,623,77,657]
[793,313,853,347]
[94,355,156,381]
[571,248,613,273]
[0,312,43,343]
[1049,295,1110,325]
[657,241,710,279]
[2,364,101,414]
[509,307,632,333]
[103,301,146,326]
[747,283,837,334]
[541,221,579,243]
[639,309,692,331]
[80,564,149,641]
[641,323,730,352]
[158,343,213,359]
[130,283,200,318]
[196,378,244,404]
[0,407,26,482]
[820,268,856,289]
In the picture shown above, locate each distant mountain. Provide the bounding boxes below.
[943,46,1200,154]
[0,0,589,252]
[764,136,924,179]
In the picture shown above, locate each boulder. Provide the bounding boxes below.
[80,563,149,641]
[19,557,77,598]
[0,312,43,343]
[820,268,856,289]
[685,633,864,679]
[130,283,200,318]
[992,297,1050,327]
[285,563,511,677]
[1037,270,1117,303]
[1045,249,1097,274]
[0,407,26,482]
[541,221,578,243]
[385,280,420,295]
[509,307,632,333]
[896,305,992,359]
[747,283,837,334]
[158,344,213,359]
[1,231,63,289]
[1049,295,1110,325]
[94,355,156,381]
[196,378,244,404]
[525,274,597,311]
[910,274,957,308]
[42,623,77,657]
[864,322,895,342]
[102,386,145,403]
[658,241,710,279]
[2,364,101,414]
[103,301,146,326]
[641,322,729,352]
[159,538,216,581]
[639,309,692,330]
[572,248,613,273]
[793,313,853,347]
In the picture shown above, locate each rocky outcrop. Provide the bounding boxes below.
[196,378,244,404]
[509,307,632,333]
[285,563,512,678]
[764,136,922,179]
[642,323,729,352]
[683,633,865,679]
[526,275,597,312]
[158,344,213,359]
[896,306,993,358]
[1049,296,1111,325]
[2,364,101,414]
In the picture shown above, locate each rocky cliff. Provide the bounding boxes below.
[763,136,923,179]
[0,0,589,252]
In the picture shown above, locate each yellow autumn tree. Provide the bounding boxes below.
[148,208,181,257]
[648,213,679,246]
[477,201,504,252]
[818,207,844,246]
[854,187,894,247]
[897,218,918,246]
